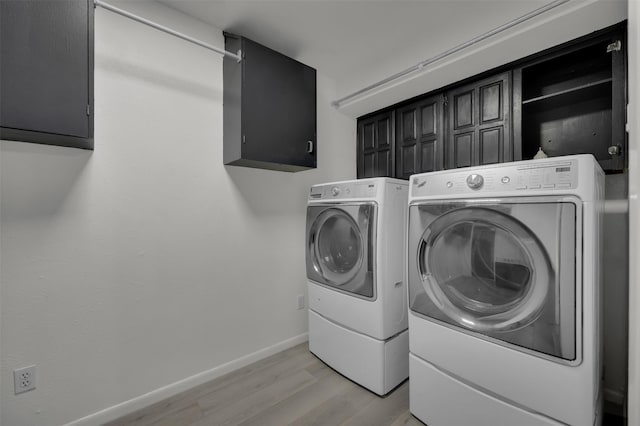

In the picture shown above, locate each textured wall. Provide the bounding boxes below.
[0,2,355,425]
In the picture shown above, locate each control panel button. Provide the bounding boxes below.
[331,186,340,196]
[446,181,453,188]
[529,184,541,189]
[556,183,571,189]
[516,186,527,190]
[501,176,511,184]
[543,184,555,189]
[466,174,484,190]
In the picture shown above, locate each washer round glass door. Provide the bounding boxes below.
[306,203,376,298]
[313,208,363,285]
[417,207,552,333]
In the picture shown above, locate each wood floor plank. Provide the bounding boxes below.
[340,380,412,426]
[193,369,318,426]
[287,377,377,426]
[302,355,333,379]
[196,347,317,412]
[148,403,203,426]
[237,365,355,426]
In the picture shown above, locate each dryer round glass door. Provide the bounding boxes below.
[315,209,362,281]
[407,200,578,361]
[306,204,376,299]
[417,207,551,332]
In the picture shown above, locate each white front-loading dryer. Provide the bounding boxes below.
[306,178,408,395]
[407,155,604,425]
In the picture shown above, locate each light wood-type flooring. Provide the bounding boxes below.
[105,343,423,426]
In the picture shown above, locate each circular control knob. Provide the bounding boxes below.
[466,174,484,190]
[331,186,340,196]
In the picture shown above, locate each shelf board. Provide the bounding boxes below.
[522,78,612,105]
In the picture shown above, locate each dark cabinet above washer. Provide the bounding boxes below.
[223,33,317,172]
[356,22,627,178]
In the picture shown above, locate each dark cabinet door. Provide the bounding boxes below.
[396,95,445,179]
[0,0,94,149]
[241,37,317,170]
[357,111,394,178]
[223,33,316,172]
[446,72,512,168]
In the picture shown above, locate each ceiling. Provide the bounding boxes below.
[156,0,550,86]
[154,0,626,116]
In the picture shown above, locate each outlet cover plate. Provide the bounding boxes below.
[14,365,36,394]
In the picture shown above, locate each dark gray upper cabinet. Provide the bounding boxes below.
[357,110,394,178]
[0,0,94,150]
[446,71,512,169]
[223,33,317,172]
[396,95,444,178]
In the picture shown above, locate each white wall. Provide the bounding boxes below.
[0,2,355,425]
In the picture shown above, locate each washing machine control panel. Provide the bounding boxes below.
[309,182,378,200]
[412,158,579,197]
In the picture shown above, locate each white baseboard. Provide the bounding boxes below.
[64,333,309,426]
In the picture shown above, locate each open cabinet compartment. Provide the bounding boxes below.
[518,29,626,172]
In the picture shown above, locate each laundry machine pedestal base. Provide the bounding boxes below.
[409,353,565,426]
[309,309,408,395]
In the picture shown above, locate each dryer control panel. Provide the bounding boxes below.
[309,182,378,200]
[411,158,580,197]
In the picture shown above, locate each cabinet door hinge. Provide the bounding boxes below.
[86,104,91,116]
[606,40,622,52]
[442,94,448,106]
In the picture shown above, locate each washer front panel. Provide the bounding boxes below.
[408,197,578,362]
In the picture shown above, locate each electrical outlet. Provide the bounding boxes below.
[296,294,305,310]
[14,365,36,394]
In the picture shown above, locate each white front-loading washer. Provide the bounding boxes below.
[306,178,409,395]
[407,155,604,425]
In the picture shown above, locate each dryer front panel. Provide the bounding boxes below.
[306,203,377,299]
[408,198,579,362]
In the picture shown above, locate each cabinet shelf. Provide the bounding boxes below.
[522,78,613,106]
